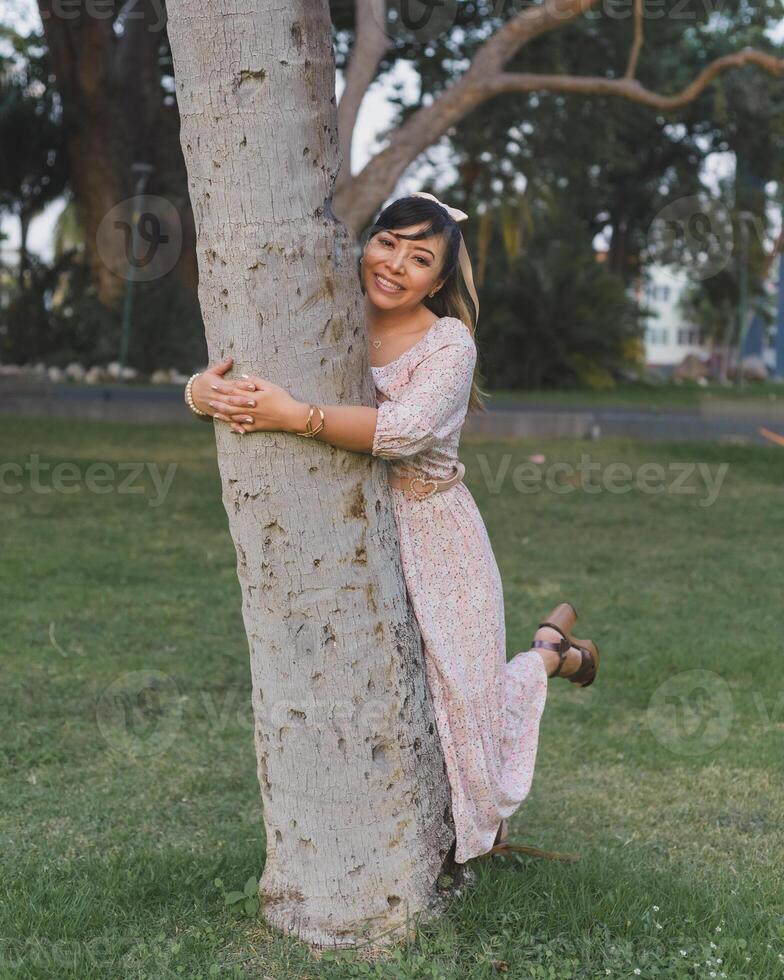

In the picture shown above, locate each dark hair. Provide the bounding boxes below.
[359,194,488,413]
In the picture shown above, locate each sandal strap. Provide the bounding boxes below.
[531,639,561,653]
[532,637,569,677]
[532,634,570,654]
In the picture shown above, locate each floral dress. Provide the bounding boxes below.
[371,315,549,864]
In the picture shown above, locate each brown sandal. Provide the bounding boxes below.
[478,818,580,862]
[565,635,600,688]
[532,602,600,688]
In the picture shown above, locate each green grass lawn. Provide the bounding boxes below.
[1,418,782,979]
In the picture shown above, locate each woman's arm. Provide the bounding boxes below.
[286,402,379,454]
[203,373,379,454]
[209,337,476,459]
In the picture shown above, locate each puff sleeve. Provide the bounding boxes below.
[371,341,477,459]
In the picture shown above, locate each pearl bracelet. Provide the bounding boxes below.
[185,373,209,417]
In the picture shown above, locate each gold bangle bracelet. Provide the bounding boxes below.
[295,404,324,437]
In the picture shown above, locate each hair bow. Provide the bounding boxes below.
[410,191,478,323]
[410,191,468,223]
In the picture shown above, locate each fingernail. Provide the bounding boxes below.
[241,374,249,378]
[211,384,219,390]
[246,384,256,390]
[208,401,215,407]
[246,400,255,407]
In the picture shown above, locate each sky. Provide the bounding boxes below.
[1,3,781,263]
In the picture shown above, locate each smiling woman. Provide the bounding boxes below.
[183,191,600,865]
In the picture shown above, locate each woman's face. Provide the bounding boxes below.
[362,222,447,311]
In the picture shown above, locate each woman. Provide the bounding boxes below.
[185,192,600,864]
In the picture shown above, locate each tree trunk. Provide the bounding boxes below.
[18,211,29,291]
[38,0,198,309]
[166,0,459,948]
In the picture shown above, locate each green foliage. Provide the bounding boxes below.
[0,27,68,229]
[0,246,207,371]
[214,876,261,919]
[476,204,643,389]
[0,251,107,366]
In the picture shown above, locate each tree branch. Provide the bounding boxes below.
[333,0,598,231]
[335,0,391,193]
[331,0,782,235]
[487,49,783,110]
[625,0,644,79]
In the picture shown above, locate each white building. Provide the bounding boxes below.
[637,266,709,369]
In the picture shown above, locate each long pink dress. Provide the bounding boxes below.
[371,315,549,864]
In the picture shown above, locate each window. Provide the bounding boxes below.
[677,327,702,345]
[646,327,669,345]
[646,283,673,303]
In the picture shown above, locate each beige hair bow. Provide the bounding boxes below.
[410,190,479,324]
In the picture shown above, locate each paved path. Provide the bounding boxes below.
[1,380,783,445]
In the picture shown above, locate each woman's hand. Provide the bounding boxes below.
[206,373,308,435]
[188,358,236,418]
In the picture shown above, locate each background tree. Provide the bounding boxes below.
[0,27,67,289]
[20,0,782,383]
[330,0,783,233]
[35,0,196,308]
[475,194,644,389]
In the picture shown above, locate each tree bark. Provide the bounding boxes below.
[166,0,458,948]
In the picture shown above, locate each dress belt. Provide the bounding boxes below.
[387,460,466,499]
